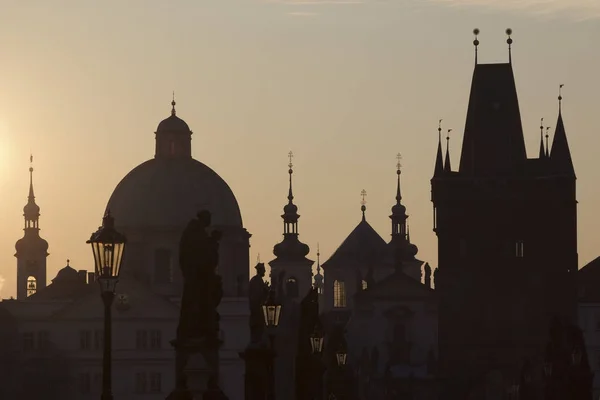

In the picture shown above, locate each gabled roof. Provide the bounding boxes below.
[356,270,435,302]
[322,219,387,269]
[578,257,600,303]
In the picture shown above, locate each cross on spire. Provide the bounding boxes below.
[288,151,294,169]
[396,153,402,172]
[361,189,367,206]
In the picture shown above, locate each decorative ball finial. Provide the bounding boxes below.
[29,154,33,173]
[506,28,513,42]
[447,129,452,141]
[396,153,402,174]
[66,259,70,266]
[288,150,294,172]
[559,84,564,106]
[473,28,480,64]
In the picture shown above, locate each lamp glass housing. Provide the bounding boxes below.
[262,290,282,328]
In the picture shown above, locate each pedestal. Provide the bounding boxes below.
[239,343,275,400]
[166,339,211,400]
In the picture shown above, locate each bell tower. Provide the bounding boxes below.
[15,156,49,299]
[269,152,314,300]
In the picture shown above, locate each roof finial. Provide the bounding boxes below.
[559,84,564,114]
[316,242,321,272]
[506,28,513,64]
[28,154,35,201]
[545,126,551,157]
[444,129,452,172]
[66,259,70,267]
[287,151,294,203]
[360,189,367,221]
[473,28,480,65]
[171,91,176,116]
[438,119,442,143]
[539,118,545,159]
[395,153,402,203]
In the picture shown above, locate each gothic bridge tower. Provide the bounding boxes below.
[431,30,577,394]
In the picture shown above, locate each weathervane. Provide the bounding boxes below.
[361,189,367,206]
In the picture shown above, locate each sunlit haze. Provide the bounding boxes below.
[0,0,599,298]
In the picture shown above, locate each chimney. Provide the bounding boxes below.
[88,272,95,284]
[78,270,88,284]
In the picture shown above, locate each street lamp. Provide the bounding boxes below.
[87,211,127,400]
[262,289,281,400]
[310,322,325,355]
[335,343,348,367]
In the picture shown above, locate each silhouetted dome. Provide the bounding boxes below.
[15,235,49,255]
[156,114,190,133]
[23,201,40,218]
[273,237,310,260]
[52,265,79,284]
[107,158,242,229]
[407,243,418,258]
[283,203,298,215]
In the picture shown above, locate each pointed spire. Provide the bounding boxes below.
[395,153,402,203]
[538,118,546,159]
[171,91,176,116]
[473,28,480,65]
[314,242,324,292]
[550,85,574,176]
[23,155,41,228]
[506,28,513,65]
[316,243,321,273]
[434,120,444,177]
[444,129,452,173]
[545,127,551,158]
[360,189,367,221]
[288,151,294,204]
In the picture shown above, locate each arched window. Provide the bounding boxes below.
[286,277,298,298]
[362,279,368,290]
[27,276,37,297]
[333,280,346,308]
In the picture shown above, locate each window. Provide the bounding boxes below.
[154,249,173,284]
[135,372,147,393]
[79,373,91,394]
[136,330,148,350]
[22,332,34,352]
[516,240,524,258]
[333,280,346,308]
[150,372,162,393]
[286,277,299,298]
[37,331,49,350]
[149,330,162,349]
[80,330,92,350]
[362,280,368,290]
[94,330,103,350]
[27,276,37,297]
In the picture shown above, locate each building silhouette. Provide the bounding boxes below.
[432,34,577,395]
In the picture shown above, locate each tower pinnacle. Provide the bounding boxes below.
[444,129,452,173]
[473,28,480,65]
[360,189,367,221]
[171,91,176,116]
[506,28,513,64]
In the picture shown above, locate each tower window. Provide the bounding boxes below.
[333,280,346,308]
[27,276,37,297]
[286,277,299,298]
[516,240,524,258]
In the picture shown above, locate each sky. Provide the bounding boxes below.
[0,0,599,298]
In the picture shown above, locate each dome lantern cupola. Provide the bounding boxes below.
[155,94,193,159]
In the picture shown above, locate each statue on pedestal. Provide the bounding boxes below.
[167,210,228,400]
[248,263,270,344]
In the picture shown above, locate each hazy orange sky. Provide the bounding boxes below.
[0,1,599,298]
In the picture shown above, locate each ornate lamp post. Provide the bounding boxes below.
[262,289,281,400]
[87,211,127,400]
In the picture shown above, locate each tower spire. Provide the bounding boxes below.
[539,118,546,159]
[288,151,294,204]
[545,127,551,157]
[506,28,513,65]
[473,28,480,65]
[550,84,575,176]
[444,129,452,173]
[434,119,444,176]
[559,84,564,114]
[171,91,176,116]
[28,154,35,201]
[360,189,367,221]
[390,154,408,240]
[395,153,402,203]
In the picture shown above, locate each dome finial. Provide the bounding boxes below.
[316,242,321,272]
[66,259,70,267]
[539,118,546,159]
[360,189,367,221]
[171,91,176,116]
[545,126,551,157]
[444,129,452,172]
[473,28,480,65]
[506,28,513,64]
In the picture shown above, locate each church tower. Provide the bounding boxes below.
[269,152,314,300]
[15,156,49,300]
[432,31,577,392]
